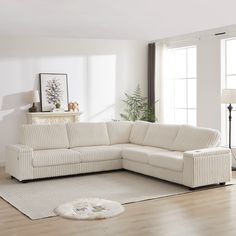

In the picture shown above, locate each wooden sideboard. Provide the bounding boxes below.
[26,112,82,124]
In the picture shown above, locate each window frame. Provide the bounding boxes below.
[166,45,197,125]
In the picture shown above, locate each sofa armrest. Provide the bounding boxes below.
[5,144,34,181]
[183,147,231,188]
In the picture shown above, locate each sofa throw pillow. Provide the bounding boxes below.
[129,120,150,145]
[106,121,133,144]
[143,123,180,150]
[67,122,110,148]
[19,124,69,150]
[172,125,221,152]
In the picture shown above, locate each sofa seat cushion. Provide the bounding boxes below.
[20,124,69,150]
[72,146,122,163]
[122,146,167,164]
[148,152,183,171]
[111,143,141,149]
[172,125,221,152]
[67,122,110,148]
[106,121,133,144]
[33,149,81,167]
[143,123,180,150]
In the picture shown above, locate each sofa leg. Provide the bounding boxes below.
[219,182,226,185]
[188,187,196,191]
[10,176,14,179]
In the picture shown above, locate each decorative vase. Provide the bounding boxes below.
[55,103,61,109]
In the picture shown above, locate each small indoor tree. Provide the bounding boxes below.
[120,85,157,122]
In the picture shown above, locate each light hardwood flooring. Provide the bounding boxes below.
[1,168,236,236]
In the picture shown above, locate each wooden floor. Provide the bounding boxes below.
[1,169,236,236]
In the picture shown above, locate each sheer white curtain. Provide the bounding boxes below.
[155,42,168,123]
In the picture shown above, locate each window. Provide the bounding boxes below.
[222,38,236,146]
[164,46,197,125]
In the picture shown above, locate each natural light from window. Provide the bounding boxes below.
[87,55,116,121]
[67,55,116,122]
[164,46,197,125]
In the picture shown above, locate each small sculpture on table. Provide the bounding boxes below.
[68,102,79,112]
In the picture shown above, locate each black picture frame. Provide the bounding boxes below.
[39,73,69,112]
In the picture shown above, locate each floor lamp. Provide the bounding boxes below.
[221,89,236,171]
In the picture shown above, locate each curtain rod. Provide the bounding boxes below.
[153,29,236,44]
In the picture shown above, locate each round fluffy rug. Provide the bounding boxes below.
[54,198,125,220]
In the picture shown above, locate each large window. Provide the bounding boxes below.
[222,38,236,146]
[164,46,197,125]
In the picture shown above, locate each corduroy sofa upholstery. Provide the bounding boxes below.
[5,121,231,188]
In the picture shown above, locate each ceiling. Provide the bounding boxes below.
[0,0,236,40]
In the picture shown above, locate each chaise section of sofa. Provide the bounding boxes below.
[5,121,232,188]
[122,122,231,188]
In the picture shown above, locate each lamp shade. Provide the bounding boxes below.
[221,89,236,104]
[32,90,40,103]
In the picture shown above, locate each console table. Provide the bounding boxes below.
[26,112,82,124]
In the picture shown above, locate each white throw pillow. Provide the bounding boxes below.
[106,121,133,144]
[143,123,180,150]
[19,124,69,150]
[129,120,150,145]
[67,122,110,148]
[172,125,221,152]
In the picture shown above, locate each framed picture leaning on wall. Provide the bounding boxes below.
[39,73,69,112]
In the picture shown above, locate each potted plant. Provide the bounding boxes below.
[120,85,157,122]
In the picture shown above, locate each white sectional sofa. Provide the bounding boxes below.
[5,121,231,188]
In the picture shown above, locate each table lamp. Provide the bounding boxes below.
[29,90,40,112]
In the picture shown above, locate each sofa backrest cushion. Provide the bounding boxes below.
[106,121,133,144]
[172,125,221,152]
[67,122,110,148]
[143,123,180,150]
[129,120,150,145]
[19,124,69,150]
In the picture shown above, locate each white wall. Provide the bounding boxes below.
[0,37,147,165]
[197,37,222,130]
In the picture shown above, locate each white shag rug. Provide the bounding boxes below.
[55,198,125,220]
